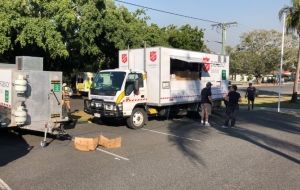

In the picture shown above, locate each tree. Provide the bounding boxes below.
[163,24,207,52]
[231,30,297,83]
[0,0,207,81]
[229,50,248,80]
[279,0,300,102]
[0,0,72,62]
[0,0,107,72]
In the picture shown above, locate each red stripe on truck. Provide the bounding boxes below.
[160,95,201,100]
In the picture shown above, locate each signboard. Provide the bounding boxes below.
[53,83,61,92]
[51,80,61,93]
[121,54,127,63]
[147,48,159,67]
[5,90,9,102]
[202,56,210,72]
[150,51,157,62]
[0,69,12,108]
[222,70,226,80]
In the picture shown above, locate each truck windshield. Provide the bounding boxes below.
[90,72,126,96]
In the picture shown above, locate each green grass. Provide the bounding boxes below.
[240,95,300,109]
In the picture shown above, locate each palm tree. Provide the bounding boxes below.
[279,0,300,103]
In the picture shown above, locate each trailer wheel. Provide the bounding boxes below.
[40,140,47,148]
[127,108,147,129]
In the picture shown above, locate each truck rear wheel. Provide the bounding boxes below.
[126,108,147,129]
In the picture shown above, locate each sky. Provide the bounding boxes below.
[115,0,291,53]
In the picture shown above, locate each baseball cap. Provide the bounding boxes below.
[206,82,213,87]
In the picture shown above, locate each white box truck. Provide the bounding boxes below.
[84,47,229,129]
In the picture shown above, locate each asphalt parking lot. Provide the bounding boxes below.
[0,98,300,190]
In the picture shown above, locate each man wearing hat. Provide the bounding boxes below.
[200,82,213,126]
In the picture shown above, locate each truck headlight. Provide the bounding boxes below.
[117,104,123,111]
[95,102,102,108]
[105,104,114,110]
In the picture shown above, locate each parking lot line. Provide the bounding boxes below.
[0,178,12,190]
[96,148,129,161]
[142,128,202,142]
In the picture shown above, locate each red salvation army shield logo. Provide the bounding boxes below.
[202,56,210,72]
[121,54,127,63]
[150,51,157,62]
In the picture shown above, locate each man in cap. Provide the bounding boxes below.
[200,82,213,126]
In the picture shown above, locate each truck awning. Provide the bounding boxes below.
[170,56,209,64]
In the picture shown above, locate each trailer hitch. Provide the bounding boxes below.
[50,89,61,105]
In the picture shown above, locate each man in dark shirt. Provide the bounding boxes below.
[201,82,213,126]
[245,83,256,110]
[223,85,241,128]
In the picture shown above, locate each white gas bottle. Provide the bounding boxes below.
[15,106,27,125]
[14,75,27,93]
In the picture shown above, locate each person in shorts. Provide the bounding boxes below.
[223,85,241,128]
[201,82,213,126]
[245,83,256,110]
[62,83,71,113]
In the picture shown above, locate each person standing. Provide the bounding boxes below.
[62,83,71,114]
[201,82,213,126]
[245,83,256,110]
[223,85,241,128]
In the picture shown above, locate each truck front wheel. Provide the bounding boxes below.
[126,108,147,129]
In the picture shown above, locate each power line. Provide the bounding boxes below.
[114,0,220,24]
[212,22,238,54]
[115,0,238,54]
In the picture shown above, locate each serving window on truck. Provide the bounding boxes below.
[170,58,202,80]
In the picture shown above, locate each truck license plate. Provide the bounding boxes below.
[94,113,101,118]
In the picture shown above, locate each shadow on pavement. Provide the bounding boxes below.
[91,117,126,127]
[210,110,300,165]
[62,117,78,130]
[166,115,208,166]
[0,129,32,167]
[240,110,300,134]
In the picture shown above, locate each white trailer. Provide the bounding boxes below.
[85,47,229,129]
[0,57,67,147]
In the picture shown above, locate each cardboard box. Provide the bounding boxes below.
[99,135,122,149]
[74,137,99,151]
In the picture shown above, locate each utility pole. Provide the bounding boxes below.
[278,13,286,112]
[211,22,237,55]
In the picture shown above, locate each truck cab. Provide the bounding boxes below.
[84,69,148,128]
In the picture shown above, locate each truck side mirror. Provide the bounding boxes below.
[134,80,139,95]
